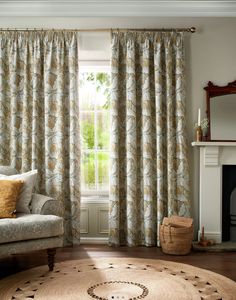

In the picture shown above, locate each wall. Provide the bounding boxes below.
[1,17,236,237]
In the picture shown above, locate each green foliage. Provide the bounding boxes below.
[97,128,109,149]
[80,72,111,109]
[97,113,110,149]
[81,120,94,149]
[82,153,95,189]
[95,73,111,109]
[97,152,109,185]
[82,152,109,189]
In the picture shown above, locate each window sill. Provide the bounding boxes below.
[81,194,109,204]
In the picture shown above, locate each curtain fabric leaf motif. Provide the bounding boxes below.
[109,31,190,246]
[0,31,80,245]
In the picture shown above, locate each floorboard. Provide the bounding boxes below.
[0,245,236,282]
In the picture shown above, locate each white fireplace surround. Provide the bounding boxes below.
[192,141,236,243]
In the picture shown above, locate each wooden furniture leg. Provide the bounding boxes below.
[47,248,56,271]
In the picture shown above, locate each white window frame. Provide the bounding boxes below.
[79,62,110,199]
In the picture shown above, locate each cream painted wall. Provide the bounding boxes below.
[1,17,236,237]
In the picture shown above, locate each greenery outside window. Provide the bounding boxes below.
[79,67,110,196]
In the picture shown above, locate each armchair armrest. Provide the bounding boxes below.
[30,193,63,216]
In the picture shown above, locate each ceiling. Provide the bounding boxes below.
[0,1,235,17]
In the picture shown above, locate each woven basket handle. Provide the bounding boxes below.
[161,225,173,244]
[161,225,165,244]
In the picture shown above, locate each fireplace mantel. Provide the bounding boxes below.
[192,141,236,147]
[192,141,236,243]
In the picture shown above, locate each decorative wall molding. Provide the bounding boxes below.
[80,208,89,234]
[0,1,235,17]
[98,208,109,234]
[80,202,109,239]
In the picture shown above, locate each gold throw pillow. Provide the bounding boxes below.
[0,180,24,218]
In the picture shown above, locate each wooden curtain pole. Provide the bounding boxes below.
[0,27,196,33]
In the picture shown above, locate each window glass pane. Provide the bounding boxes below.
[97,111,110,150]
[79,69,110,195]
[79,72,96,111]
[95,72,111,110]
[81,112,94,149]
[98,152,109,190]
[81,152,96,190]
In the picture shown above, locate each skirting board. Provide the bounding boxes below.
[80,237,108,244]
[198,231,221,244]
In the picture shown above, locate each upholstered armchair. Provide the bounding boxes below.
[0,166,64,271]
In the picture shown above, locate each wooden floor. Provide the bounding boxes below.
[0,245,236,282]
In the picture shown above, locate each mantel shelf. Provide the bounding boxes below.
[192,141,236,147]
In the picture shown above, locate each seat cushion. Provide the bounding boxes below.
[0,213,64,244]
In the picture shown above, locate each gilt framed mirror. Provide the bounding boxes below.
[204,80,236,141]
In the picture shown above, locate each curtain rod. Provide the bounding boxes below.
[0,27,196,33]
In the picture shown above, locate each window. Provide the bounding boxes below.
[79,66,111,196]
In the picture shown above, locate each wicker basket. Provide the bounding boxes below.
[160,217,194,255]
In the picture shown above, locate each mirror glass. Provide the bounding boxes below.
[211,94,236,140]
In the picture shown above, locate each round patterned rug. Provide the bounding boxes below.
[0,258,235,299]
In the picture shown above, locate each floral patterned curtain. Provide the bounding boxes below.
[109,31,190,246]
[0,31,80,245]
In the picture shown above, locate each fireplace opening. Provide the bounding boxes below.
[222,165,236,242]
